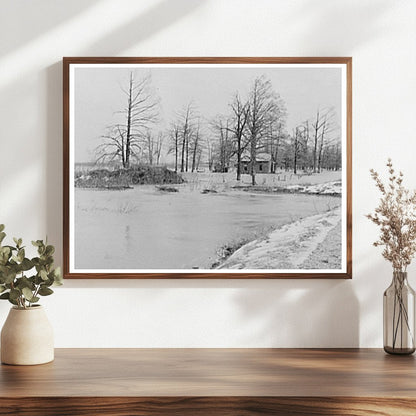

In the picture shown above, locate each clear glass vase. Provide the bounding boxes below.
[383,271,415,355]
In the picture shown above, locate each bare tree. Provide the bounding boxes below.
[154,132,164,165]
[176,102,197,172]
[205,136,215,172]
[266,120,286,174]
[144,130,155,165]
[190,119,203,172]
[282,109,338,174]
[228,93,249,180]
[96,71,159,168]
[322,140,342,170]
[246,76,285,185]
[167,122,181,172]
[316,108,337,173]
[311,108,337,173]
[291,127,304,174]
[210,116,233,173]
[96,125,129,166]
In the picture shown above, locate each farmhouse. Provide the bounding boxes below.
[240,153,272,173]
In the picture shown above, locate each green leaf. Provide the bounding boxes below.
[0,246,10,255]
[45,245,55,256]
[32,240,43,247]
[17,248,25,263]
[0,285,6,293]
[0,232,6,244]
[38,287,53,296]
[9,288,21,301]
[17,276,35,290]
[22,287,34,301]
[2,272,17,285]
[0,252,8,266]
[0,224,5,232]
[20,258,33,271]
[51,266,61,277]
[39,269,48,281]
[13,237,22,248]
[4,245,17,251]
[43,256,54,266]
[52,267,63,285]
[8,297,18,306]
[34,274,43,285]
[0,292,17,306]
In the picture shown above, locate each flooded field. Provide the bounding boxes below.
[74,185,341,270]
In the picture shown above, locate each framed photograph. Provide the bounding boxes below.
[63,57,352,279]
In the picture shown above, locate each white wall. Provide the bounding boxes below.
[0,0,415,347]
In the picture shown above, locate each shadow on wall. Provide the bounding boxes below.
[44,0,392,275]
[0,0,397,345]
[46,63,64,264]
[0,0,101,56]
[233,279,359,347]
[44,0,205,264]
[82,0,205,56]
[355,247,394,347]
[290,0,394,52]
[40,0,391,350]
[57,277,359,348]
[0,0,203,326]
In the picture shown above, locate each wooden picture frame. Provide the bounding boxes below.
[63,57,352,279]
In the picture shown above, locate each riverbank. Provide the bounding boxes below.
[181,171,342,196]
[215,208,342,270]
[75,168,342,197]
[233,180,341,196]
[74,166,184,188]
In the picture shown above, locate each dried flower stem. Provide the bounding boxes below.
[366,159,416,272]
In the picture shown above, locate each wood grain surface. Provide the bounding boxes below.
[1,397,416,416]
[0,348,415,415]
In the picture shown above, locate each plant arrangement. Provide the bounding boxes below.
[0,224,62,309]
[367,159,416,271]
[367,159,416,353]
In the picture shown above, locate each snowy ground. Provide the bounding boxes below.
[181,171,342,196]
[182,170,341,185]
[284,181,342,196]
[216,208,342,270]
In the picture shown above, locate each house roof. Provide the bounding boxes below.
[241,152,271,162]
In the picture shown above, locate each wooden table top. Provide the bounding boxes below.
[1,348,415,398]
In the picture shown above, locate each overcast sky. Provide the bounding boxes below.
[73,64,342,163]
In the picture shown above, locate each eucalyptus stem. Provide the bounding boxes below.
[0,226,62,309]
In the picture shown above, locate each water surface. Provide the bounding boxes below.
[74,186,340,270]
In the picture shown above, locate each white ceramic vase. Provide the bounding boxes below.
[1,305,54,365]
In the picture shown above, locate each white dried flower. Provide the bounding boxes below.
[367,159,416,272]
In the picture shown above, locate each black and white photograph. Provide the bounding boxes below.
[64,58,351,278]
